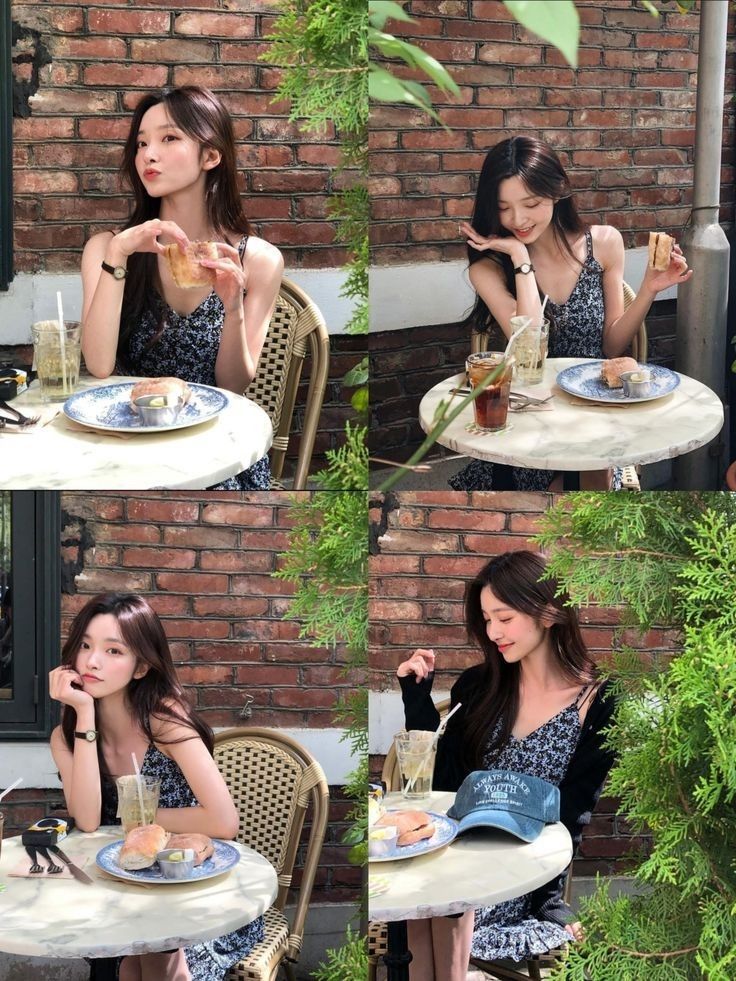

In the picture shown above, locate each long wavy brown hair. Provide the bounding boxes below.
[461,550,597,771]
[116,86,251,368]
[60,593,214,781]
[461,136,586,334]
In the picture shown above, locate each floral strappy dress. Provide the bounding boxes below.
[121,234,270,490]
[470,686,592,962]
[450,230,622,491]
[101,744,263,980]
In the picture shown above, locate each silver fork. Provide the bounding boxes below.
[0,399,40,426]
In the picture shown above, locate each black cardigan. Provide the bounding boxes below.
[399,665,617,925]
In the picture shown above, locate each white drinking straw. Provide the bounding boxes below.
[56,291,68,394]
[0,776,22,804]
[504,316,531,360]
[541,293,549,319]
[131,752,146,828]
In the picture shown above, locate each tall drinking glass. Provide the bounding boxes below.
[31,320,82,402]
[115,775,161,834]
[514,319,549,385]
[466,351,513,432]
[394,730,437,800]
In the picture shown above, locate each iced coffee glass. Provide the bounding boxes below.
[31,320,82,402]
[466,351,513,432]
[115,775,161,834]
[394,729,436,800]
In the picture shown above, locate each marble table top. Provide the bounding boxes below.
[0,375,273,489]
[0,827,277,958]
[419,358,724,471]
[368,792,573,922]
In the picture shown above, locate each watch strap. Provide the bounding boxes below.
[74,729,98,742]
[101,260,127,280]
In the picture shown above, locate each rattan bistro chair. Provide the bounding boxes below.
[214,727,330,981]
[246,277,330,490]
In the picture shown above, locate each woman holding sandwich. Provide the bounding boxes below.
[395,550,617,980]
[49,592,261,981]
[451,135,692,492]
[80,85,283,490]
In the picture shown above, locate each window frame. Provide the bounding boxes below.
[0,1,13,291]
[0,492,60,738]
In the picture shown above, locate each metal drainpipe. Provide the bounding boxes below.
[673,0,730,490]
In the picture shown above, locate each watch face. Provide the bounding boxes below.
[85,730,96,741]
[113,267,126,280]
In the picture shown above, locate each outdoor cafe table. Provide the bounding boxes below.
[0,826,277,972]
[0,375,273,489]
[369,791,573,981]
[419,357,724,486]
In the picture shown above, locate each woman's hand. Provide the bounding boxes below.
[49,665,94,710]
[642,242,693,295]
[108,218,190,261]
[565,921,585,942]
[397,648,435,682]
[198,242,247,315]
[459,221,529,264]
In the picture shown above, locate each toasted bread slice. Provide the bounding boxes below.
[648,232,673,272]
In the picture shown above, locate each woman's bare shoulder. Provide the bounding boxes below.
[590,224,623,258]
[244,235,283,272]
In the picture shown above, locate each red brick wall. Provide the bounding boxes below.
[369,491,677,873]
[370,0,735,264]
[2,491,363,906]
[11,1,347,273]
[369,301,677,463]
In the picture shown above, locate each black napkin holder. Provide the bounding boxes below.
[21,815,75,846]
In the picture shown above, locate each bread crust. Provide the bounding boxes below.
[165,241,219,288]
[600,357,639,388]
[119,823,170,870]
[166,833,215,866]
[130,377,192,408]
[648,232,673,272]
[375,810,436,847]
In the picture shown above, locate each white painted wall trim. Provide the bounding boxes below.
[0,267,353,344]
[370,689,450,755]
[0,726,355,788]
[370,247,678,332]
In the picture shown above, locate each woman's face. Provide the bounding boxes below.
[73,613,147,697]
[134,102,211,197]
[496,175,555,245]
[480,585,550,664]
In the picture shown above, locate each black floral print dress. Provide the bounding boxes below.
[100,743,263,980]
[449,230,622,491]
[121,235,270,490]
[470,686,592,961]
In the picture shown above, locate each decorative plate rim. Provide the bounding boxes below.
[368,811,458,863]
[63,382,229,433]
[555,361,680,404]
[95,837,240,884]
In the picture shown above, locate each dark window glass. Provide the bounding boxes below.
[0,492,60,737]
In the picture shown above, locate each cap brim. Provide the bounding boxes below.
[454,809,545,843]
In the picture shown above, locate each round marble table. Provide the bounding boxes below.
[419,358,724,474]
[0,375,273,489]
[369,792,573,980]
[0,827,277,960]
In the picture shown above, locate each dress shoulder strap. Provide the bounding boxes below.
[584,228,594,260]
[237,234,249,258]
[574,682,596,709]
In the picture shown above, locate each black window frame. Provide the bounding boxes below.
[0,0,13,291]
[0,492,60,738]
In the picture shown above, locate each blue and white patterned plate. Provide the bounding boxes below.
[63,383,229,433]
[556,361,680,404]
[95,838,240,884]
[368,812,458,863]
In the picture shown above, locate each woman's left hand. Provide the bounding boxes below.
[643,242,693,295]
[565,921,585,942]
[199,243,247,315]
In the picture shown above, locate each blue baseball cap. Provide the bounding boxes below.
[447,770,560,842]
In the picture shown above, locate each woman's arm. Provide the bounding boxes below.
[151,714,238,838]
[81,220,190,377]
[202,237,283,393]
[528,683,617,924]
[597,225,692,357]
[461,222,544,337]
[49,666,102,832]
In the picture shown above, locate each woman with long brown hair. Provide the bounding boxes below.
[451,135,691,492]
[395,550,617,980]
[49,592,261,981]
[80,86,283,489]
